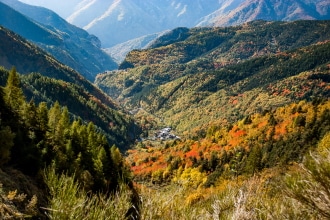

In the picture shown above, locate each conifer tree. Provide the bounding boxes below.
[22,100,38,141]
[4,67,25,116]
[36,102,49,147]
[48,101,61,141]
[56,106,70,146]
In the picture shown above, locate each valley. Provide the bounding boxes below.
[0,0,329,219]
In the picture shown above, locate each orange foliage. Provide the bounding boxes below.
[281,88,291,96]
[127,99,330,181]
[232,99,239,105]
[258,120,267,128]
[186,150,198,158]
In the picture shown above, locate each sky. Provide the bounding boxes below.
[18,0,82,17]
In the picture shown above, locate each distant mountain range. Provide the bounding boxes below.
[0,0,117,81]
[18,0,221,48]
[18,0,330,50]
[197,0,330,27]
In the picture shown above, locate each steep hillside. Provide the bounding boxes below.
[0,26,140,149]
[0,0,117,81]
[123,98,330,219]
[95,20,330,134]
[0,68,137,218]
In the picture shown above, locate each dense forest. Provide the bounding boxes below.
[128,98,330,183]
[0,67,138,218]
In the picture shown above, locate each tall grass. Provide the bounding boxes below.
[44,166,132,220]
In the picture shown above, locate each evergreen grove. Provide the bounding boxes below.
[0,67,138,218]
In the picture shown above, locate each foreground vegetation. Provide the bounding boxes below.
[0,67,137,218]
[12,134,329,219]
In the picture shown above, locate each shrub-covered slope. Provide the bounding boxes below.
[95,20,330,133]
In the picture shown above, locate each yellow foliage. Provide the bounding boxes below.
[151,170,163,184]
[7,189,26,202]
[162,168,171,180]
[317,132,330,157]
[185,192,204,207]
[7,190,17,200]
[172,167,207,189]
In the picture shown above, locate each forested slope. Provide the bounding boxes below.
[96,20,330,133]
[0,26,141,149]
[0,68,138,218]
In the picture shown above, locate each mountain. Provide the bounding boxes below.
[67,0,221,48]
[18,0,330,49]
[19,0,222,47]
[197,0,330,27]
[0,0,117,81]
[17,0,82,18]
[0,25,140,150]
[95,20,330,134]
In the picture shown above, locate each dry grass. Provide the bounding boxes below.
[0,168,42,219]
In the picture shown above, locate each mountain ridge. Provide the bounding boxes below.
[0,0,117,81]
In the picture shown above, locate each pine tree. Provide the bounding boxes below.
[48,101,61,141]
[0,87,15,166]
[36,102,49,148]
[4,67,25,116]
[245,145,262,175]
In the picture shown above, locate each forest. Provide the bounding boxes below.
[0,67,138,219]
